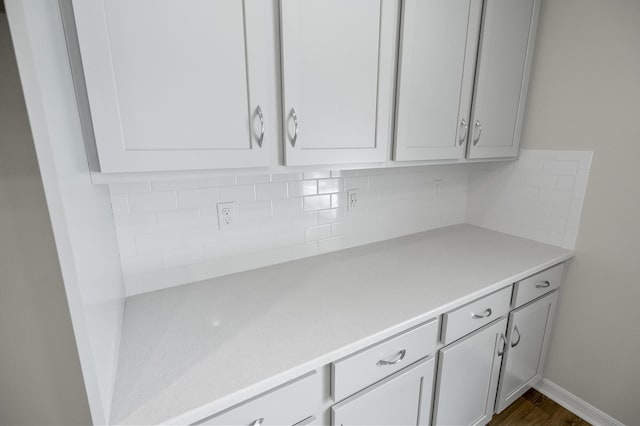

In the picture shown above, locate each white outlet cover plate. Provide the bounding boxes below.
[217,202,236,230]
[347,189,360,211]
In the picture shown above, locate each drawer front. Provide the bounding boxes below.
[332,319,438,402]
[513,263,564,308]
[197,371,322,426]
[442,286,512,345]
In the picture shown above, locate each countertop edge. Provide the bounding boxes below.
[162,251,574,425]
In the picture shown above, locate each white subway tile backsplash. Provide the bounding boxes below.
[318,208,343,225]
[305,224,331,241]
[236,174,271,184]
[128,191,177,213]
[219,185,256,203]
[156,209,201,231]
[255,182,288,200]
[288,180,317,197]
[303,171,331,179]
[109,181,151,195]
[304,195,331,211]
[151,179,198,192]
[109,150,591,296]
[177,188,218,209]
[318,178,343,194]
[198,175,236,188]
[110,194,129,216]
[467,149,592,250]
[136,231,181,254]
[542,160,579,176]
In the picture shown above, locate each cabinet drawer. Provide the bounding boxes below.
[331,319,438,402]
[442,286,512,345]
[513,263,564,308]
[197,371,322,425]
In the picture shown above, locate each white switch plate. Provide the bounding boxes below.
[217,202,236,230]
[347,189,360,211]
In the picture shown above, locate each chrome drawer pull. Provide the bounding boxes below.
[511,325,521,348]
[255,105,265,148]
[458,119,468,145]
[251,418,264,426]
[471,308,492,319]
[497,333,506,356]
[377,349,406,366]
[535,280,551,289]
[473,120,482,145]
[289,108,299,147]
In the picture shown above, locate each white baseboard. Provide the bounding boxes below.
[535,378,625,426]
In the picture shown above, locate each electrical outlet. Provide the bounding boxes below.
[217,202,236,230]
[347,189,360,211]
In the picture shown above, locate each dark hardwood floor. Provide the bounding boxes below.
[488,389,590,426]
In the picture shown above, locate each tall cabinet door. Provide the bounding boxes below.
[331,357,435,426]
[394,0,482,161]
[433,318,507,426]
[496,291,558,412]
[280,0,399,166]
[72,0,270,172]
[467,0,541,159]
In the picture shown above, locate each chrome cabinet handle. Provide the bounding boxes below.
[471,308,492,319]
[473,120,482,145]
[511,325,521,348]
[289,108,299,147]
[251,418,264,426]
[497,333,506,356]
[255,105,265,148]
[458,119,468,145]
[377,349,406,366]
[535,280,551,289]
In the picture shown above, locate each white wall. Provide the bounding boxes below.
[519,0,640,424]
[0,14,91,425]
[6,1,126,423]
[109,165,469,295]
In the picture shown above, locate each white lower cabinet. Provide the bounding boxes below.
[495,291,558,412]
[433,318,507,426]
[331,357,435,426]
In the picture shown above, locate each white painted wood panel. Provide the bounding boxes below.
[332,319,438,402]
[496,291,558,412]
[433,318,507,426]
[332,357,435,426]
[197,371,322,426]
[467,0,540,159]
[394,0,482,161]
[72,0,270,172]
[280,0,398,165]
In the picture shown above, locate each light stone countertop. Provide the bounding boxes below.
[110,224,573,424]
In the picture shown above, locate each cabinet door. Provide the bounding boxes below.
[72,0,270,172]
[495,291,558,412]
[394,0,482,161]
[332,357,435,426]
[433,318,507,426]
[280,0,398,165]
[467,0,541,159]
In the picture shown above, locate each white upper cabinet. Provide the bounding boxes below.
[394,0,482,161]
[72,0,271,173]
[280,0,399,166]
[467,0,541,159]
